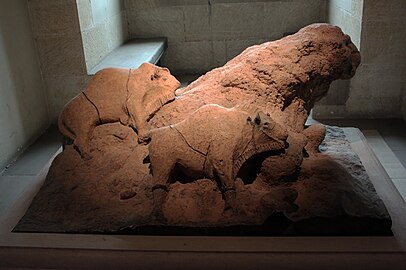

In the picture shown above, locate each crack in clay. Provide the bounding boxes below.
[171,125,208,157]
[202,143,212,178]
[145,93,177,122]
[82,92,101,124]
[233,141,284,173]
[124,69,132,124]
[234,130,254,166]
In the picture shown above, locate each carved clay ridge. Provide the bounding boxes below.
[171,125,209,157]
[169,121,284,179]
[145,93,177,122]
[233,140,285,174]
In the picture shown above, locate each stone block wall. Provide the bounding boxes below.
[313,0,363,118]
[346,0,406,118]
[125,0,326,75]
[27,0,90,121]
[77,0,128,71]
[0,0,49,170]
[315,0,406,119]
[327,0,362,48]
[404,89,406,121]
[27,0,129,121]
[20,0,406,124]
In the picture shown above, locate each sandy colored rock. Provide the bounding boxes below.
[151,23,360,132]
[14,24,391,235]
[147,23,361,187]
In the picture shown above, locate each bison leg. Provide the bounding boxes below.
[212,157,237,212]
[149,155,175,223]
[148,129,180,222]
[303,124,326,156]
[151,188,168,223]
[136,122,150,144]
[149,149,177,189]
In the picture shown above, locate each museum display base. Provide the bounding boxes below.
[1,128,406,269]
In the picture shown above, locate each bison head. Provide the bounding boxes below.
[248,111,288,152]
[233,110,289,179]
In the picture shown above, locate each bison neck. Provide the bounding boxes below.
[233,141,285,176]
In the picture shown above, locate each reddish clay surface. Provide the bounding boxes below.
[15,24,391,235]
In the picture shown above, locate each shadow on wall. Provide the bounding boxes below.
[317,79,351,106]
[0,0,49,171]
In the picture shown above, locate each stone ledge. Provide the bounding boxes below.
[89,38,167,75]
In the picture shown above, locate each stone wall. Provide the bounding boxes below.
[315,0,406,119]
[27,0,129,121]
[27,0,90,121]
[328,0,362,48]
[125,0,326,75]
[77,0,128,71]
[4,0,403,150]
[346,0,406,118]
[403,90,406,121]
[0,0,49,171]
[313,0,363,118]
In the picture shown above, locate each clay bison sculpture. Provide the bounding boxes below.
[58,63,180,158]
[145,104,289,216]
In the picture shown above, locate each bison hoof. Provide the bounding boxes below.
[152,188,168,223]
[223,189,237,213]
[137,133,150,144]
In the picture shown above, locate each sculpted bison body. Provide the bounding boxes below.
[146,104,289,212]
[58,63,180,158]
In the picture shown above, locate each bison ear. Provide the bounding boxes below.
[255,113,261,125]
